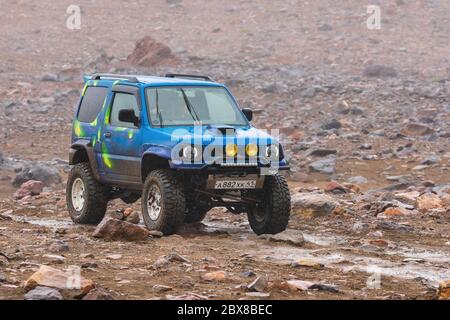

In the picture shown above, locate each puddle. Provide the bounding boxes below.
[254,242,450,286]
[3,212,74,230]
[201,221,450,286]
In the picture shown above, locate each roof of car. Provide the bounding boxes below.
[84,74,222,87]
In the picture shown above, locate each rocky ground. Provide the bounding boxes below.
[0,0,449,300]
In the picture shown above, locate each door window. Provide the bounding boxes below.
[110,93,140,128]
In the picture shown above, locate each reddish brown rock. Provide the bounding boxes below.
[93,217,151,242]
[438,280,450,300]
[13,180,44,199]
[324,181,348,194]
[127,36,177,66]
[24,265,94,298]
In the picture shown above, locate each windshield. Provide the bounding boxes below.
[145,86,247,126]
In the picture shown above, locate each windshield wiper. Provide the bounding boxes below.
[155,89,164,127]
[180,88,201,123]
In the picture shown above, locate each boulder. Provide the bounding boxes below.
[401,123,434,136]
[82,289,114,300]
[12,163,61,187]
[417,193,443,211]
[309,156,336,174]
[320,119,342,130]
[308,149,337,157]
[324,181,349,194]
[260,229,305,247]
[13,180,44,199]
[203,271,227,281]
[247,275,268,292]
[127,36,176,66]
[24,265,94,298]
[93,217,151,241]
[24,286,64,300]
[292,193,338,216]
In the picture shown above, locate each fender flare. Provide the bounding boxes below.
[69,139,101,181]
[141,145,173,181]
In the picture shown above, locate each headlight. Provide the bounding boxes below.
[182,145,199,159]
[245,143,258,157]
[265,145,279,158]
[225,143,238,157]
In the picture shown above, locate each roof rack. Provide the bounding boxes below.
[91,73,139,83]
[165,73,214,82]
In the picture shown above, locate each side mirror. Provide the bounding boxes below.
[119,109,139,127]
[242,108,253,122]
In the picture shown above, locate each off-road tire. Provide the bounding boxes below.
[141,169,186,235]
[247,174,291,235]
[184,207,209,224]
[66,162,109,224]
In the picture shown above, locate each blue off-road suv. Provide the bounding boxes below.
[67,73,291,235]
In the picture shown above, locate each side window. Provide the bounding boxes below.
[110,93,139,128]
[77,86,109,123]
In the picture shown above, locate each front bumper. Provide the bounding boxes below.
[169,158,290,174]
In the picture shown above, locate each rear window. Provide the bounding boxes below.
[77,86,109,123]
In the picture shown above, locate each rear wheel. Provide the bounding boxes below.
[141,169,186,235]
[66,163,109,224]
[247,174,291,235]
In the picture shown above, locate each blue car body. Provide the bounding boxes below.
[69,74,289,190]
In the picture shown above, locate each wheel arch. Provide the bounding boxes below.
[141,147,172,182]
[69,140,101,181]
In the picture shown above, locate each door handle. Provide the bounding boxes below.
[104,132,112,138]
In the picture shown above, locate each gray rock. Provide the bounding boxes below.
[318,23,333,31]
[308,149,337,157]
[48,240,69,253]
[301,86,316,98]
[320,119,342,130]
[421,155,440,165]
[363,64,397,78]
[262,83,280,94]
[24,286,63,300]
[291,193,338,216]
[247,275,268,292]
[82,289,114,300]
[12,163,61,187]
[377,221,413,233]
[309,156,336,174]
[40,74,59,82]
[260,229,305,247]
[347,176,368,184]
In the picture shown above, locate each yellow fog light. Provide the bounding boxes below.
[225,143,238,157]
[245,144,258,157]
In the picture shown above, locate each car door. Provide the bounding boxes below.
[100,86,142,185]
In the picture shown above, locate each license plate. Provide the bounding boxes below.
[214,179,257,189]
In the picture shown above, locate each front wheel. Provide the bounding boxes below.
[141,169,186,235]
[66,163,109,224]
[247,174,291,235]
